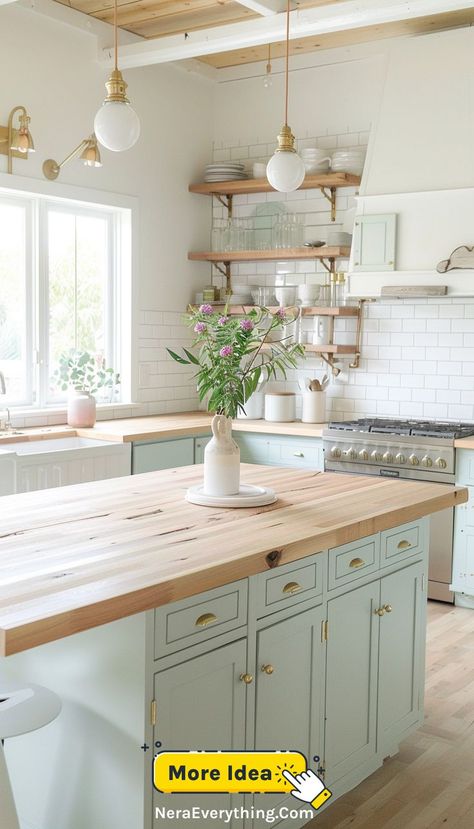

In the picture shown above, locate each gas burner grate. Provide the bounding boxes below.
[328,418,474,439]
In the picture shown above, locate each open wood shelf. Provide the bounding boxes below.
[188,304,360,317]
[189,172,361,197]
[188,246,351,263]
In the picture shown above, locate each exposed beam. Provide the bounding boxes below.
[0,0,19,5]
[16,0,141,49]
[235,0,287,15]
[99,0,474,68]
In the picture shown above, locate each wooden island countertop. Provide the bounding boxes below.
[0,465,467,657]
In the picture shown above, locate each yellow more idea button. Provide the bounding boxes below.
[154,750,307,794]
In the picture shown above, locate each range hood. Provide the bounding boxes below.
[349,26,474,297]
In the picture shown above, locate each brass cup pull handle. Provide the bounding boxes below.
[397,540,411,550]
[282,581,302,595]
[240,673,253,685]
[195,612,218,627]
[293,451,304,458]
[383,604,393,613]
[349,557,365,569]
[375,607,386,617]
[261,664,274,675]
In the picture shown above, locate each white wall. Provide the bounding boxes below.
[0,4,215,418]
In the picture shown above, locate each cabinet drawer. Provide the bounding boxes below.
[328,535,379,590]
[381,522,424,566]
[254,556,323,617]
[132,438,194,473]
[154,580,248,658]
[271,441,322,469]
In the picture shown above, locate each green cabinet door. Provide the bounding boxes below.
[194,436,211,464]
[325,581,379,785]
[252,606,326,827]
[377,562,425,754]
[153,640,247,828]
[132,438,194,473]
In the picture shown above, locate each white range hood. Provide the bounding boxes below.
[349,26,474,297]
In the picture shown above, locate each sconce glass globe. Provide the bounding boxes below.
[94,100,140,153]
[266,149,305,193]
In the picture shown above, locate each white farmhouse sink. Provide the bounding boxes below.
[0,437,114,455]
[0,436,131,494]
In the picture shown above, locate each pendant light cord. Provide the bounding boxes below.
[114,0,118,71]
[284,0,290,127]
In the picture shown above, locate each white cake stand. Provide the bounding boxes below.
[186,483,276,508]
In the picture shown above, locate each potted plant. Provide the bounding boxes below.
[168,304,304,502]
[53,350,121,427]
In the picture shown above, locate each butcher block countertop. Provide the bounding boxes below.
[0,465,466,657]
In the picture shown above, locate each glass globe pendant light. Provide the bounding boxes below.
[94,0,140,152]
[266,0,305,193]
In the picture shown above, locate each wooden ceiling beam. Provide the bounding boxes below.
[98,0,474,67]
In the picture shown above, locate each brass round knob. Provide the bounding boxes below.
[375,607,386,617]
[421,456,433,468]
[240,673,253,684]
[409,454,420,466]
[359,449,369,461]
[436,457,447,469]
[261,664,274,675]
[384,604,393,613]
[383,452,394,464]
[331,446,341,459]
[371,450,383,462]
[395,453,406,465]
[344,448,357,460]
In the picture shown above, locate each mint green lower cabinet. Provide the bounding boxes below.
[325,581,379,785]
[194,436,211,464]
[132,438,194,473]
[153,640,247,828]
[377,562,425,754]
[252,606,326,828]
[235,433,324,471]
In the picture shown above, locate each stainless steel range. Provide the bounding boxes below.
[323,418,474,603]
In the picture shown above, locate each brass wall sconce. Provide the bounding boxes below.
[0,106,35,174]
[43,135,102,180]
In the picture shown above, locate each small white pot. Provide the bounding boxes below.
[204,414,240,496]
[264,392,296,422]
[237,392,264,420]
[67,388,97,428]
[301,391,326,423]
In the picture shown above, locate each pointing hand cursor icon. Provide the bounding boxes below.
[282,768,332,811]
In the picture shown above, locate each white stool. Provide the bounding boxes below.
[0,679,61,829]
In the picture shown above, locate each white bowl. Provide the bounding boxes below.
[275,286,297,306]
[304,160,330,173]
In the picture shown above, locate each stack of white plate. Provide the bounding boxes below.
[300,147,331,174]
[204,162,248,182]
[331,150,365,176]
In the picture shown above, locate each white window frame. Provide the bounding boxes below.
[0,172,137,412]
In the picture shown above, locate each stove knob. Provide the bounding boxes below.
[409,454,420,466]
[383,451,394,464]
[395,453,406,465]
[359,449,369,461]
[344,448,357,460]
[371,450,383,462]
[330,446,342,459]
[435,457,447,469]
[421,456,433,468]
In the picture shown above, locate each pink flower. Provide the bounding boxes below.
[194,322,206,333]
[218,316,229,326]
[276,307,286,319]
[199,304,213,315]
[240,318,254,332]
[220,345,233,358]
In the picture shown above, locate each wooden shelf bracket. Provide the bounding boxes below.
[212,260,232,292]
[320,257,336,275]
[320,186,337,222]
[215,194,233,217]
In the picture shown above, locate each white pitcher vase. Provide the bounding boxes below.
[204,414,240,496]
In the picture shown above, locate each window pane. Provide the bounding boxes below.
[0,201,28,405]
[47,210,111,401]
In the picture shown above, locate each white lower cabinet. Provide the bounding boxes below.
[148,520,428,828]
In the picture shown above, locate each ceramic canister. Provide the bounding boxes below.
[264,392,296,422]
[301,391,326,424]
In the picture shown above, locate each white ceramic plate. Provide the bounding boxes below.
[186,483,277,508]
